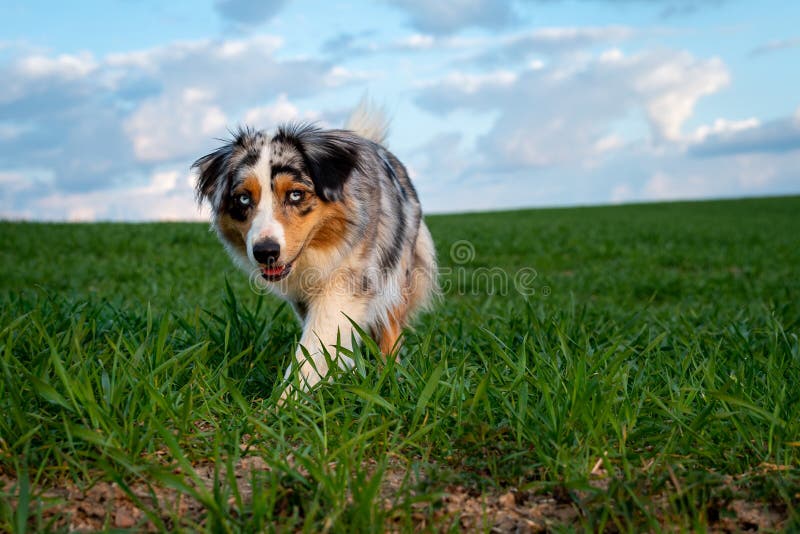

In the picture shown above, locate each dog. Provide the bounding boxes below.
[192,101,437,398]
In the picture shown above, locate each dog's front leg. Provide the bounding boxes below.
[280,295,368,400]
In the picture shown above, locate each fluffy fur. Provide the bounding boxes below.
[193,101,437,397]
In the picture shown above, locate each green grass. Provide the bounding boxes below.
[1,196,799,532]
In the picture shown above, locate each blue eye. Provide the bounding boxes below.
[287,190,304,204]
[237,194,251,206]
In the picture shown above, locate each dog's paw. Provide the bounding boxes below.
[275,359,329,406]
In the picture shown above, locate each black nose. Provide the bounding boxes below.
[253,239,280,265]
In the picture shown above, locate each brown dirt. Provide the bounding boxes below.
[1,457,793,532]
[1,454,274,532]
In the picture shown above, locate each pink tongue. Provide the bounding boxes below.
[263,265,285,276]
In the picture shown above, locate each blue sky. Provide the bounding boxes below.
[1,0,799,220]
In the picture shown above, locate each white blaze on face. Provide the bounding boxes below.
[246,140,286,265]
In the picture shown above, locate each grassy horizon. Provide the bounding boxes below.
[1,195,799,531]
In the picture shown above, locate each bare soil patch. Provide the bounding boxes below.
[1,459,791,532]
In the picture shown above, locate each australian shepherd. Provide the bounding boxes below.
[192,101,437,399]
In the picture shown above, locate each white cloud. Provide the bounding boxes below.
[464,26,633,67]
[147,170,181,194]
[416,47,730,170]
[101,36,319,108]
[689,117,760,143]
[30,168,209,222]
[17,52,97,79]
[526,26,632,45]
[599,48,624,63]
[635,52,729,142]
[324,65,374,87]
[529,59,545,70]
[66,206,97,222]
[417,69,518,98]
[0,170,30,193]
[243,94,319,126]
[397,34,436,50]
[689,111,800,157]
[0,33,362,219]
[1,12,797,220]
[641,174,666,198]
[610,184,634,204]
[601,148,799,207]
[594,134,624,154]
[750,37,800,57]
[0,122,29,141]
[322,24,632,66]
[639,160,781,202]
[125,88,228,163]
[643,169,737,201]
[405,39,800,210]
[733,156,777,188]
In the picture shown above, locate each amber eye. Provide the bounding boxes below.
[236,193,251,207]
[287,190,305,204]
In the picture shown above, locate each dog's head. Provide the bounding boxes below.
[193,124,362,281]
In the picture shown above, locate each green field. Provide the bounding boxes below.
[1,196,799,532]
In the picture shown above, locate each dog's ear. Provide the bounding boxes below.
[192,143,234,209]
[193,128,267,208]
[283,125,362,202]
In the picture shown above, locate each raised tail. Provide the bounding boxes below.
[344,96,390,145]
